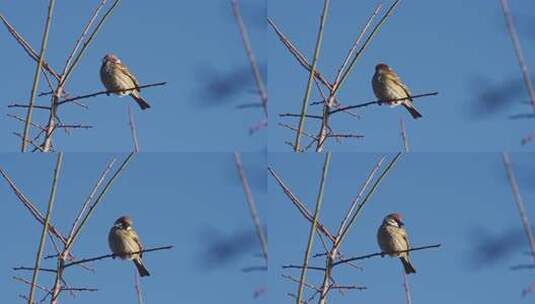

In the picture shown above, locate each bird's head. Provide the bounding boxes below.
[114,216,133,229]
[375,63,390,73]
[383,213,404,227]
[103,53,120,64]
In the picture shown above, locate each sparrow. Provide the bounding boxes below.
[100,54,151,110]
[377,213,416,274]
[108,216,150,277]
[372,63,422,119]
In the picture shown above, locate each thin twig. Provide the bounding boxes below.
[134,270,144,304]
[334,4,382,85]
[14,276,52,294]
[61,287,98,292]
[283,274,322,292]
[61,0,122,86]
[0,168,66,243]
[280,113,324,120]
[241,266,268,272]
[279,122,320,142]
[267,18,332,91]
[329,92,439,115]
[499,0,535,111]
[68,158,117,239]
[327,133,364,140]
[283,265,327,271]
[128,105,140,152]
[332,244,441,266]
[268,167,335,242]
[21,0,56,152]
[0,14,61,80]
[296,152,331,304]
[400,118,410,152]
[66,152,135,250]
[8,114,47,131]
[294,0,330,152]
[13,267,57,273]
[64,245,173,268]
[57,82,166,105]
[334,0,402,96]
[61,0,108,76]
[8,104,52,110]
[231,0,268,118]
[233,152,268,265]
[402,271,412,304]
[12,132,46,152]
[337,156,385,237]
[502,153,535,261]
[338,152,402,244]
[28,153,62,304]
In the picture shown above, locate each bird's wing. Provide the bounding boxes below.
[129,229,144,258]
[401,229,411,257]
[385,71,413,101]
[116,63,141,92]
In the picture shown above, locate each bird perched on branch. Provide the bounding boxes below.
[100,54,151,110]
[377,213,416,274]
[372,63,422,119]
[108,216,150,277]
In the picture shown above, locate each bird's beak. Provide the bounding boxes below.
[398,220,405,226]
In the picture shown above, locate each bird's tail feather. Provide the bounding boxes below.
[400,257,416,274]
[134,259,150,277]
[403,103,422,119]
[131,95,151,110]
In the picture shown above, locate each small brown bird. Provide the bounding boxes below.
[372,63,422,119]
[377,213,416,274]
[100,54,151,110]
[108,216,150,277]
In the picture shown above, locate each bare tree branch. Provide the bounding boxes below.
[57,82,166,105]
[21,0,56,152]
[502,153,535,262]
[499,0,535,111]
[231,0,268,118]
[296,153,331,304]
[28,153,62,304]
[233,152,268,265]
[63,246,173,268]
[332,244,442,266]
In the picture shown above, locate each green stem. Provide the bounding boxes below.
[296,152,332,304]
[21,0,56,152]
[294,0,330,152]
[27,152,62,304]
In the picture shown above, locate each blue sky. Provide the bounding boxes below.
[1,1,266,151]
[269,0,535,151]
[0,153,268,303]
[268,152,535,303]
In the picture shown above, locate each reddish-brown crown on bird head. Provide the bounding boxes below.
[386,213,404,225]
[103,53,119,63]
[375,63,390,72]
[115,215,133,227]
